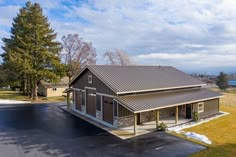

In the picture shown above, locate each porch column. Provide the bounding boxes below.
[134,113,137,135]
[175,106,178,124]
[156,110,160,128]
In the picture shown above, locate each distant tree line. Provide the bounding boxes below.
[190,72,229,91]
[0,1,134,99]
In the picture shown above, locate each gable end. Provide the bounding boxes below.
[72,68,115,95]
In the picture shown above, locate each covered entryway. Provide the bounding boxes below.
[86,88,96,117]
[115,88,222,134]
[103,97,113,124]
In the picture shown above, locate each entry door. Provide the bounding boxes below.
[75,91,82,111]
[186,104,192,119]
[86,89,96,117]
[103,97,113,124]
[137,113,141,125]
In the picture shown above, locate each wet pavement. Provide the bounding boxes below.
[0,103,205,157]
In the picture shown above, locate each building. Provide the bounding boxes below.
[228,80,236,87]
[38,77,69,97]
[66,65,222,134]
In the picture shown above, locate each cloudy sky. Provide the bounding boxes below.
[1,0,236,74]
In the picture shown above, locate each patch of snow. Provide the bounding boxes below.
[0,99,31,104]
[155,146,163,150]
[167,111,229,145]
[185,132,212,144]
[168,111,229,132]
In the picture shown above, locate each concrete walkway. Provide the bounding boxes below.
[120,118,192,137]
[60,106,192,139]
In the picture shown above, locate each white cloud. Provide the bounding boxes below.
[31,0,63,9]
[1,0,236,72]
[136,52,236,71]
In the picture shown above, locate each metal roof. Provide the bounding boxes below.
[115,88,223,113]
[80,65,205,94]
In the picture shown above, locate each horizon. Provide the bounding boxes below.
[1,0,236,74]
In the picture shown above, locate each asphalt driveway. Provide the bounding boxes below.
[0,103,205,157]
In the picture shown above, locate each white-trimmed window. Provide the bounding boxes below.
[96,95,101,111]
[81,92,85,105]
[113,101,118,117]
[198,102,204,113]
[88,75,92,84]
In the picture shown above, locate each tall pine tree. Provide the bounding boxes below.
[1,1,64,100]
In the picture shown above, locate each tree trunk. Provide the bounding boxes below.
[26,75,29,96]
[31,81,38,100]
[29,76,32,98]
[23,76,27,95]
[69,76,71,84]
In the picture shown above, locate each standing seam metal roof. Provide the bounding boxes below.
[115,88,223,112]
[86,65,205,94]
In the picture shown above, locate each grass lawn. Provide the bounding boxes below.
[170,89,236,157]
[0,90,31,101]
[39,95,66,102]
[0,90,66,103]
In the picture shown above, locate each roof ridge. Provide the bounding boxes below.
[88,64,172,67]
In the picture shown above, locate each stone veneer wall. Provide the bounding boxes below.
[69,102,75,110]
[96,110,103,120]
[140,111,156,123]
[140,107,177,124]
[160,107,176,118]
[178,106,186,118]
[81,105,86,113]
[114,116,134,128]
[114,106,180,128]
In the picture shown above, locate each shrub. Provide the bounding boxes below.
[157,122,167,131]
[193,111,199,122]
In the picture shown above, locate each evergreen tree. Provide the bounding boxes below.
[216,72,229,91]
[1,1,64,99]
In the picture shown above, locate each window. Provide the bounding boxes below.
[198,102,204,113]
[53,88,57,91]
[96,95,101,111]
[113,101,117,117]
[88,75,92,84]
[82,92,85,105]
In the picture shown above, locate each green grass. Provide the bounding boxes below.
[0,91,30,101]
[169,89,236,157]
[0,90,66,102]
[41,96,66,102]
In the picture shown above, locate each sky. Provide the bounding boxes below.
[1,0,236,74]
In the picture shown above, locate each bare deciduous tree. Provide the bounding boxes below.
[61,34,96,82]
[104,49,134,65]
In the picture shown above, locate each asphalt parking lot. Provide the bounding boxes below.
[0,104,205,157]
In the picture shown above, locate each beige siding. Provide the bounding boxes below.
[46,87,66,97]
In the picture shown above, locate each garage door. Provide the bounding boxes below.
[86,89,96,117]
[75,91,82,111]
[103,97,113,124]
